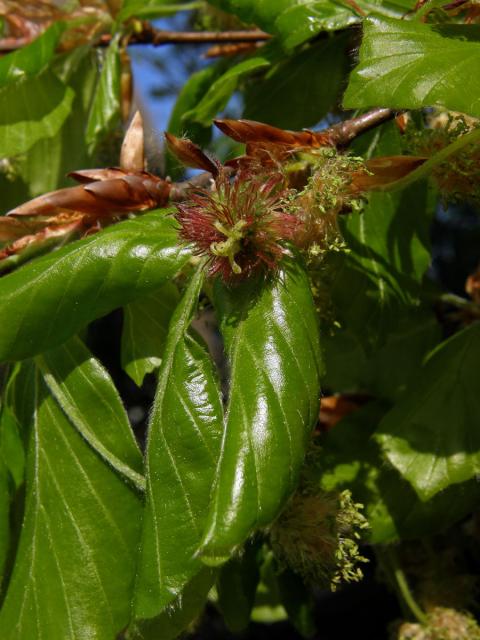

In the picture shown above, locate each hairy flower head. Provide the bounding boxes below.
[270,488,369,590]
[175,170,300,281]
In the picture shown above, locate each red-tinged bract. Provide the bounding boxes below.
[175,170,300,281]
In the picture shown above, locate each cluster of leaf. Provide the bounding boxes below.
[1,1,480,639]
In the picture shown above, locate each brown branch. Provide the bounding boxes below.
[126,28,271,47]
[324,108,401,146]
[0,28,270,53]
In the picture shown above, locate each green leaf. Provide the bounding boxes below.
[0,455,11,593]
[165,60,232,177]
[134,267,223,620]
[183,54,273,127]
[0,211,190,363]
[273,1,360,49]
[0,71,74,157]
[0,370,142,639]
[0,22,65,87]
[118,0,201,21]
[322,310,440,401]
[37,336,144,490]
[377,322,480,501]
[86,35,121,154]
[244,33,349,130]
[121,283,180,387]
[206,0,360,48]
[343,18,480,118]
[0,404,25,490]
[217,540,261,632]
[200,262,322,560]
[129,568,216,640]
[277,570,316,638]
[18,46,98,197]
[329,124,434,348]
[318,402,480,544]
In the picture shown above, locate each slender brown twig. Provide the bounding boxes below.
[325,108,401,146]
[0,28,271,53]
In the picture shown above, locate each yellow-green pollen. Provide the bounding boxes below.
[210,219,248,274]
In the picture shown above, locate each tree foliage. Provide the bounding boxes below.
[0,1,480,638]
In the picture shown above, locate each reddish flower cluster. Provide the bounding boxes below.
[175,170,300,281]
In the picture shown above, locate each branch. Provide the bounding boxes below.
[124,28,271,47]
[0,28,271,53]
[324,108,400,146]
[170,168,234,201]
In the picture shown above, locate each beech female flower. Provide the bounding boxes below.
[175,170,300,281]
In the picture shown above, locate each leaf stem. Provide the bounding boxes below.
[382,546,427,625]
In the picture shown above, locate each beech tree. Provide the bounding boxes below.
[0,1,480,639]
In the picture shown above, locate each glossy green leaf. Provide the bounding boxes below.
[37,336,144,490]
[183,54,272,127]
[201,262,322,560]
[343,18,480,118]
[318,402,480,544]
[0,370,142,639]
[86,35,121,154]
[0,211,190,363]
[121,282,180,387]
[377,322,480,501]
[206,0,359,48]
[0,70,74,157]
[244,33,349,130]
[0,22,65,87]
[134,267,223,620]
[217,540,261,632]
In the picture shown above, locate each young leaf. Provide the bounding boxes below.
[183,54,272,128]
[329,124,434,348]
[17,46,98,197]
[134,267,223,620]
[206,0,361,49]
[0,71,75,157]
[0,22,66,87]
[121,282,180,387]
[36,336,144,490]
[217,540,261,632]
[0,457,10,592]
[377,322,480,501]
[244,33,349,130]
[343,18,480,119]
[200,262,322,560]
[0,211,190,363]
[0,371,142,639]
[318,402,480,544]
[86,34,121,154]
[129,568,217,640]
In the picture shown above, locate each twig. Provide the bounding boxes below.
[170,169,236,201]
[325,108,400,146]
[0,28,270,53]
[126,28,271,47]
